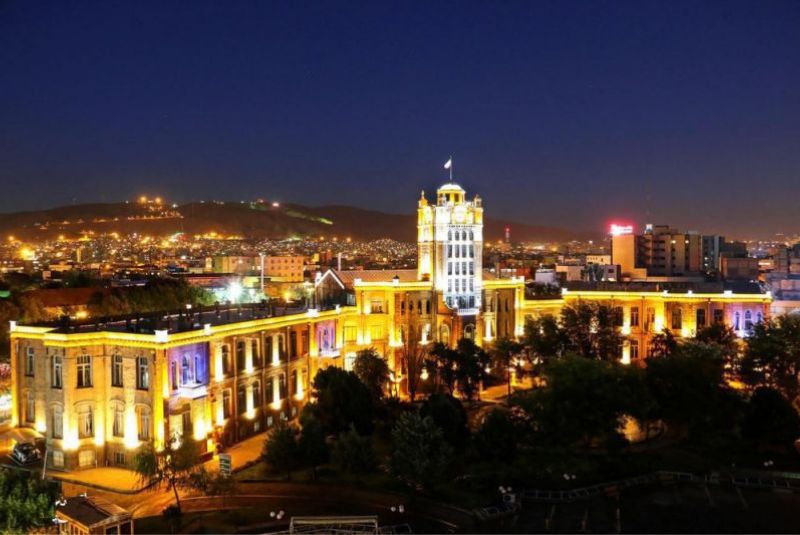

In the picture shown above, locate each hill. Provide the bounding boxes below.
[0,200,594,243]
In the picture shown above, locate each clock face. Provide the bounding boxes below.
[454,206,466,223]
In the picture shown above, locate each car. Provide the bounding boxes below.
[10,442,41,465]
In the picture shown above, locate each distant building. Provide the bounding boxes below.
[612,224,702,280]
[263,255,305,283]
[721,256,760,281]
[206,255,259,275]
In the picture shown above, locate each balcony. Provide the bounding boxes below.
[319,347,341,358]
[174,382,208,400]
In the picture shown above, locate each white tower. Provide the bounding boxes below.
[418,182,483,315]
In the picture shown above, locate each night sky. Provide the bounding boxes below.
[2,1,799,238]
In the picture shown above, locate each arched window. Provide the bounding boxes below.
[448,230,452,241]
[426,300,431,314]
[464,324,475,340]
[734,311,741,331]
[744,310,753,333]
[462,230,467,241]
[51,404,63,439]
[182,354,192,384]
[757,312,763,324]
[469,230,474,240]
[137,406,151,440]
[221,345,231,375]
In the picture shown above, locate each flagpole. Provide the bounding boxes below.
[449,155,453,181]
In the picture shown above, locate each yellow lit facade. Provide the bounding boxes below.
[8,181,771,471]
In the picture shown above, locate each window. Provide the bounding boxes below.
[53,450,64,468]
[630,307,639,327]
[113,405,124,437]
[713,309,724,324]
[290,331,297,358]
[645,307,655,330]
[52,355,63,389]
[370,300,384,313]
[252,380,261,408]
[112,355,123,387]
[25,392,34,423]
[745,310,753,333]
[114,452,126,466]
[79,406,94,438]
[696,309,706,329]
[613,307,624,327]
[236,341,246,372]
[25,347,34,377]
[222,390,232,418]
[279,374,287,399]
[630,340,639,360]
[369,325,383,341]
[266,378,275,405]
[182,354,193,384]
[671,308,682,330]
[251,339,260,367]
[734,311,741,331]
[237,384,247,414]
[77,355,92,388]
[78,449,95,468]
[52,405,63,439]
[137,407,150,440]
[221,345,231,376]
[137,357,149,390]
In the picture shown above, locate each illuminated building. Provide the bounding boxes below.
[8,179,772,472]
[612,224,703,280]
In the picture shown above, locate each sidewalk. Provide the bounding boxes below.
[50,430,269,494]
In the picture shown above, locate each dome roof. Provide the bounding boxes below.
[437,182,465,193]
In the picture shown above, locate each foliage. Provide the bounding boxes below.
[473,408,519,461]
[134,434,206,512]
[648,329,679,358]
[645,341,730,435]
[262,421,299,479]
[390,412,452,489]
[560,303,625,361]
[741,315,800,399]
[490,337,524,398]
[306,367,374,435]
[398,321,427,401]
[87,278,215,317]
[522,314,566,371]
[420,394,469,451]
[298,416,330,479]
[427,339,490,400]
[742,387,800,450]
[0,468,57,532]
[527,355,645,447]
[353,348,390,401]
[333,425,377,474]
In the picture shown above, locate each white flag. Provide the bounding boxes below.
[443,158,452,170]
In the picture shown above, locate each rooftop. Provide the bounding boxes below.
[564,280,767,295]
[57,495,131,528]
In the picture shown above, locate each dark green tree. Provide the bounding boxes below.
[742,387,800,450]
[473,408,519,461]
[454,338,491,400]
[353,348,390,401]
[741,316,800,399]
[522,314,566,372]
[420,393,469,451]
[490,337,524,399]
[134,434,205,512]
[390,412,453,489]
[306,367,374,435]
[262,421,299,479]
[333,425,377,474]
[298,416,330,480]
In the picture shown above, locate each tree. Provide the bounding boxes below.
[298,416,329,480]
[306,367,374,435]
[528,355,644,447]
[390,412,452,489]
[560,303,624,361]
[491,337,524,399]
[428,342,459,396]
[0,468,57,532]
[420,394,469,451]
[473,408,519,461]
[262,421,299,479]
[134,434,205,513]
[522,314,566,373]
[333,425,377,474]
[353,348,390,401]
[399,322,427,401]
[741,316,800,399]
[645,341,728,435]
[742,387,800,450]
[454,338,491,401]
[649,329,678,358]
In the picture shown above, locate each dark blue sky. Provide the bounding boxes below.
[2,1,798,238]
